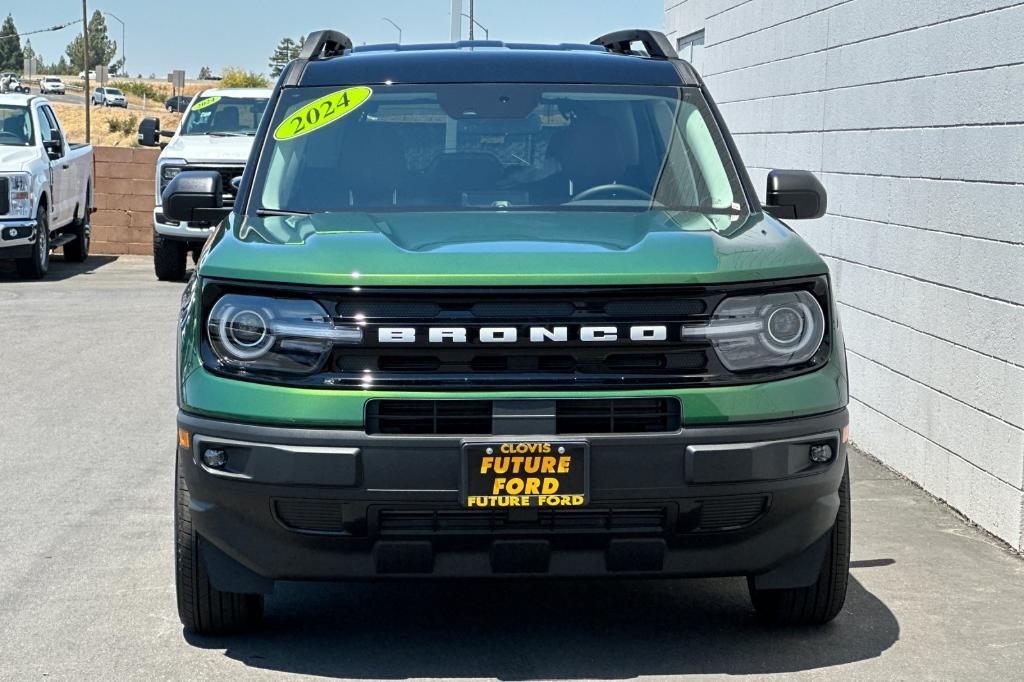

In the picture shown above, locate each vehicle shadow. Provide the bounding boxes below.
[0,254,118,282]
[185,572,899,678]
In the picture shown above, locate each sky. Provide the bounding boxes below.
[7,0,664,78]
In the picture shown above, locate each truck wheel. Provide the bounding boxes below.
[153,234,187,281]
[63,207,91,263]
[747,463,850,625]
[175,453,264,634]
[15,208,50,279]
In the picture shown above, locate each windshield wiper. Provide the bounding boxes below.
[206,131,254,137]
[256,208,313,217]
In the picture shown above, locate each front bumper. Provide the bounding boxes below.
[154,208,213,241]
[178,408,848,590]
[0,219,38,259]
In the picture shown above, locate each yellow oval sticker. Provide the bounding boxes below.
[191,96,221,111]
[273,86,373,141]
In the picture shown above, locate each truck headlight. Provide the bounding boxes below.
[157,159,187,201]
[7,173,33,217]
[682,290,826,371]
[207,295,362,375]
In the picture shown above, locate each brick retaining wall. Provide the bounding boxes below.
[92,146,158,256]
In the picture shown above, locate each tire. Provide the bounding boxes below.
[64,203,91,263]
[747,463,850,626]
[175,452,264,634]
[153,234,187,281]
[15,207,50,279]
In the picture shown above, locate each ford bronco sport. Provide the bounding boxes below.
[166,29,849,634]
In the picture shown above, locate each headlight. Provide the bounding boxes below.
[157,159,187,199]
[7,173,33,217]
[682,290,825,371]
[207,295,362,374]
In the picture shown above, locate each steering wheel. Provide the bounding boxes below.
[570,183,652,202]
[0,131,23,143]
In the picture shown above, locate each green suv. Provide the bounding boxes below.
[166,29,849,634]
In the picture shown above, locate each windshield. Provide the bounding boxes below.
[0,105,32,146]
[254,83,747,218]
[182,96,268,137]
[108,89,123,96]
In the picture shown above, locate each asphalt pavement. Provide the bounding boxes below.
[1,255,1022,681]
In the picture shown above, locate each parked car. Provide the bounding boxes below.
[0,94,94,278]
[39,76,66,95]
[92,87,127,108]
[164,95,191,113]
[164,29,848,635]
[137,87,271,280]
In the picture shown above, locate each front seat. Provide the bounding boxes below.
[547,116,631,198]
[212,107,240,132]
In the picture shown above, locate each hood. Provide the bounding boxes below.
[162,134,256,164]
[200,210,828,287]
[0,145,42,171]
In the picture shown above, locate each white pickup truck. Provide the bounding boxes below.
[137,87,271,280]
[0,94,93,279]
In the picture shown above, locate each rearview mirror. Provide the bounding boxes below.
[43,139,62,161]
[162,171,229,223]
[137,116,161,147]
[763,170,827,220]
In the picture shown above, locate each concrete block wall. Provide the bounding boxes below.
[666,0,1024,550]
[92,146,157,256]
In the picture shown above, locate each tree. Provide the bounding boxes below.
[109,56,124,76]
[268,36,303,77]
[55,56,70,75]
[64,10,118,71]
[197,65,213,80]
[0,14,24,72]
[220,67,270,88]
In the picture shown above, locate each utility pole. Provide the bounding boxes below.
[82,0,90,143]
[468,0,475,40]
[104,12,125,75]
[382,17,402,44]
[450,0,461,41]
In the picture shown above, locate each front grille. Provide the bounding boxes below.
[200,279,832,391]
[697,495,768,531]
[555,398,680,434]
[274,499,345,533]
[378,507,668,536]
[365,397,681,435]
[0,177,9,215]
[367,399,492,435]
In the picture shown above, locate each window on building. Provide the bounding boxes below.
[677,31,705,74]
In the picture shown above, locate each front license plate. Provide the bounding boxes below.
[462,440,589,508]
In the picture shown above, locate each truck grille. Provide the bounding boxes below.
[200,279,831,391]
[365,398,680,435]
[377,506,669,536]
[0,177,9,215]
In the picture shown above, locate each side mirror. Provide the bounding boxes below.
[763,169,827,220]
[137,116,161,147]
[162,171,229,223]
[43,138,62,161]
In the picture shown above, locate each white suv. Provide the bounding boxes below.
[92,87,127,108]
[40,77,66,95]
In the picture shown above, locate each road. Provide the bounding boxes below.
[41,90,157,112]
[1,256,1022,680]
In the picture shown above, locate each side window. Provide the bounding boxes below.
[36,106,56,147]
[42,107,65,150]
[677,31,705,74]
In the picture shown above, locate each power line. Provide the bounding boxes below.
[0,19,82,42]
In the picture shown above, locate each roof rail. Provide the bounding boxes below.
[591,29,678,60]
[298,30,354,60]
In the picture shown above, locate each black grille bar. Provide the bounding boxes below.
[365,397,680,435]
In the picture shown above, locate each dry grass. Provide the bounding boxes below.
[52,102,183,147]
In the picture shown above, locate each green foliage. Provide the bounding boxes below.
[106,114,138,136]
[110,80,166,100]
[0,14,24,71]
[64,11,118,70]
[220,67,270,88]
[269,36,302,77]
